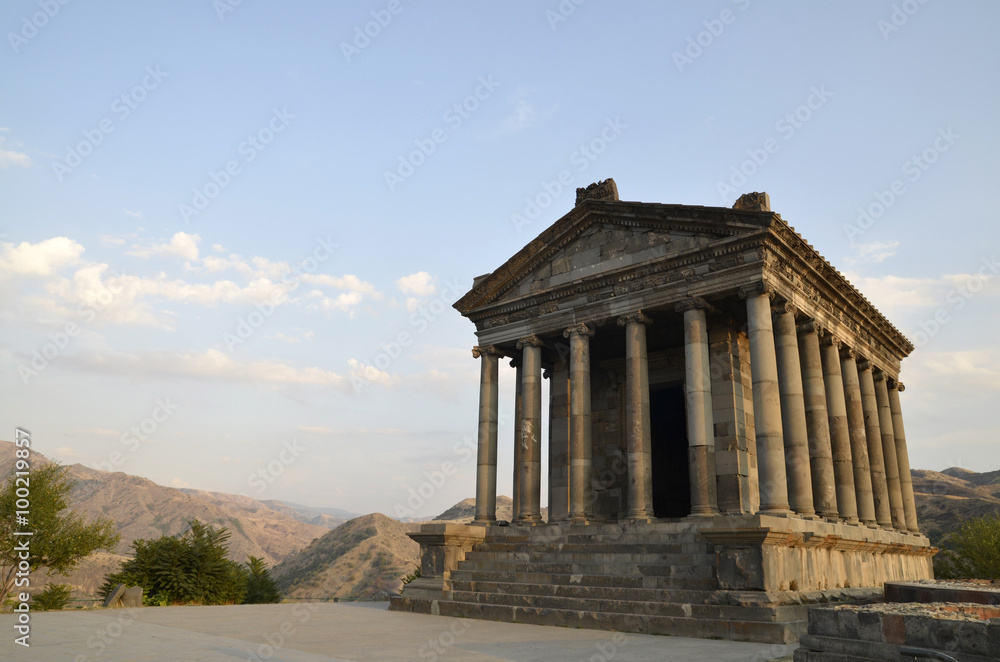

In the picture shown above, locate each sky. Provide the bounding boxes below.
[1,1,998,519]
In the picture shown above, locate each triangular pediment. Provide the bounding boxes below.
[455,200,772,315]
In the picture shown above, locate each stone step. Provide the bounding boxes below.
[447,589,805,623]
[456,558,717,578]
[448,578,716,604]
[463,550,717,566]
[428,599,804,644]
[471,541,710,555]
[449,568,720,590]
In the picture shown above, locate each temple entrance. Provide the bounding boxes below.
[650,385,691,518]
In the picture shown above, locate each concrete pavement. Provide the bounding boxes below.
[1,601,797,661]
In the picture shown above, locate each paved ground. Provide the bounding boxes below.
[0,601,797,661]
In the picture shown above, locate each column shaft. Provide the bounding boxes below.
[679,303,718,516]
[744,289,790,514]
[875,373,906,530]
[858,360,892,527]
[821,338,858,523]
[888,382,919,533]
[773,306,815,517]
[566,324,595,522]
[511,358,523,520]
[619,312,655,520]
[841,350,877,525]
[798,325,838,519]
[517,337,543,523]
[473,346,500,525]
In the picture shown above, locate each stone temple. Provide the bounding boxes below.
[391,180,934,643]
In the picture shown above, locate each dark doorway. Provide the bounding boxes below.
[650,386,691,518]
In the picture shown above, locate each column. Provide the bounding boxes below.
[565,323,595,522]
[510,357,523,519]
[472,345,501,525]
[741,284,790,515]
[546,363,569,523]
[676,298,718,517]
[773,303,815,517]
[857,358,892,528]
[797,322,838,520]
[874,371,906,530]
[840,347,877,525]
[888,381,919,533]
[618,311,655,520]
[516,335,544,523]
[820,335,858,523]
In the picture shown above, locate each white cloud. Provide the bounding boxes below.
[212,244,226,253]
[55,446,82,458]
[499,99,539,134]
[396,271,436,296]
[0,134,30,168]
[0,237,84,277]
[303,273,378,295]
[62,348,350,389]
[122,209,142,219]
[266,329,314,344]
[845,240,899,266]
[126,231,201,261]
[101,235,126,247]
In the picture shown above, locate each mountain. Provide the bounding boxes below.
[258,499,358,529]
[271,513,420,601]
[911,468,1000,545]
[0,441,332,597]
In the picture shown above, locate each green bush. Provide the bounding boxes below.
[33,584,73,611]
[934,512,1000,580]
[243,556,281,604]
[100,520,246,606]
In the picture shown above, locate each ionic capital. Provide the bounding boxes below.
[471,344,502,359]
[617,310,652,327]
[839,346,857,360]
[771,301,797,317]
[516,334,544,350]
[797,320,821,335]
[856,357,871,372]
[889,380,905,393]
[821,333,842,349]
[873,369,887,382]
[738,281,776,301]
[563,322,596,339]
[674,296,714,314]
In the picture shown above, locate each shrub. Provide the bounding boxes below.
[33,584,73,611]
[934,512,1000,580]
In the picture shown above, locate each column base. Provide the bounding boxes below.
[758,508,792,517]
[687,508,719,519]
[567,515,593,524]
[515,515,544,525]
[471,519,496,527]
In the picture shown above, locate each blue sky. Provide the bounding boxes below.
[1,1,998,517]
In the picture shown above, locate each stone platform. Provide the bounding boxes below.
[391,516,934,644]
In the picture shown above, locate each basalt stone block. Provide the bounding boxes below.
[102,584,126,608]
[121,586,143,608]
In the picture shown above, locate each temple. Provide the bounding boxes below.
[391,181,934,643]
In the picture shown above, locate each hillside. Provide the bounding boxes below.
[0,441,330,597]
[912,468,1000,545]
[272,513,420,601]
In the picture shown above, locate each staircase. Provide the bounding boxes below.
[392,520,809,643]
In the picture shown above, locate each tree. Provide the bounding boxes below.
[0,463,120,605]
[935,512,1000,580]
[242,555,281,604]
[101,520,246,606]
